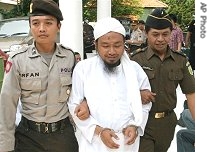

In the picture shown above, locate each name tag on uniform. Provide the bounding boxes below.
[142,66,153,71]
[60,68,72,73]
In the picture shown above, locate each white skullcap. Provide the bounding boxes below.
[94,17,126,40]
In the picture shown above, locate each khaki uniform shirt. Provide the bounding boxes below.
[130,28,144,46]
[131,46,195,112]
[0,43,75,151]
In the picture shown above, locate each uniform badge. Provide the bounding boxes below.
[186,61,193,75]
[186,61,190,66]
[142,66,153,71]
[66,89,70,95]
[29,3,33,13]
[5,61,12,73]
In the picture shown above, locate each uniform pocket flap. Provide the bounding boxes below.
[168,69,183,80]
[60,76,72,86]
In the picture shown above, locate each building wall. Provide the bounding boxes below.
[0,3,14,11]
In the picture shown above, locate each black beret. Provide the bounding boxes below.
[29,0,63,21]
[169,14,177,23]
[138,20,145,25]
[145,8,172,30]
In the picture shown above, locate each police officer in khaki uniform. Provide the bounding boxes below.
[130,8,195,152]
[0,0,88,151]
[126,20,144,53]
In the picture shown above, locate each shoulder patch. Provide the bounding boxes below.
[10,45,28,58]
[5,61,12,73]
[186,61,194,75]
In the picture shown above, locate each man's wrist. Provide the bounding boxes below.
[126,124,138,134]
[95,125,112,138]
[127,124,138,129]
[99,128,111,138]
[95,125,103,136]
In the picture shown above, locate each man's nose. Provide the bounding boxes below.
[39,23,46,32]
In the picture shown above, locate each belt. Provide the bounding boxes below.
[150,110,174,119]
[21,116,70,134]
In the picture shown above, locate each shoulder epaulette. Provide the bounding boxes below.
[59,44,73,51]
[172,49,187,57]
[130,47,147,57]
[10,45,28,58]
[141,47,147,52]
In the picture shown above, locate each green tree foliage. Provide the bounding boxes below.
[0,0,58,19]
[0,0,31,18]
[2,0,142,21]
[83,0,97,21]
[0,9,14,18]
[83,0,143,21]
[162,0,195,31]
[112,0,143,19]
[18,0,32,16]
[1,0,194,32]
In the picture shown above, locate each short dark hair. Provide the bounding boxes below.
[138,20,145,25]
[74,52,80,55]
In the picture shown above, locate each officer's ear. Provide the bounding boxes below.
[57,22,61,31]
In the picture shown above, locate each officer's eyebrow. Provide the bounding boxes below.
[30,16,57,22]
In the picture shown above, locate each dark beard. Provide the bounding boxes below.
[103,60,120,74]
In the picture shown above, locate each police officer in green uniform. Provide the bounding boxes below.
[0,0,89,151]
[130,8,195,152]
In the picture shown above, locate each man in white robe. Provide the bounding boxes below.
[69,17,152,152]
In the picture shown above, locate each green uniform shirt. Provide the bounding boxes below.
[131,46,195,112]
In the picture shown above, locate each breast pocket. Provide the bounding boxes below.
[20,79,41,104]
[168,69,183,81]
[143,69,155,80]
[59,76,72,102]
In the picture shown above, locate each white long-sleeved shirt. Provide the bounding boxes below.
[69,55,152,152]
